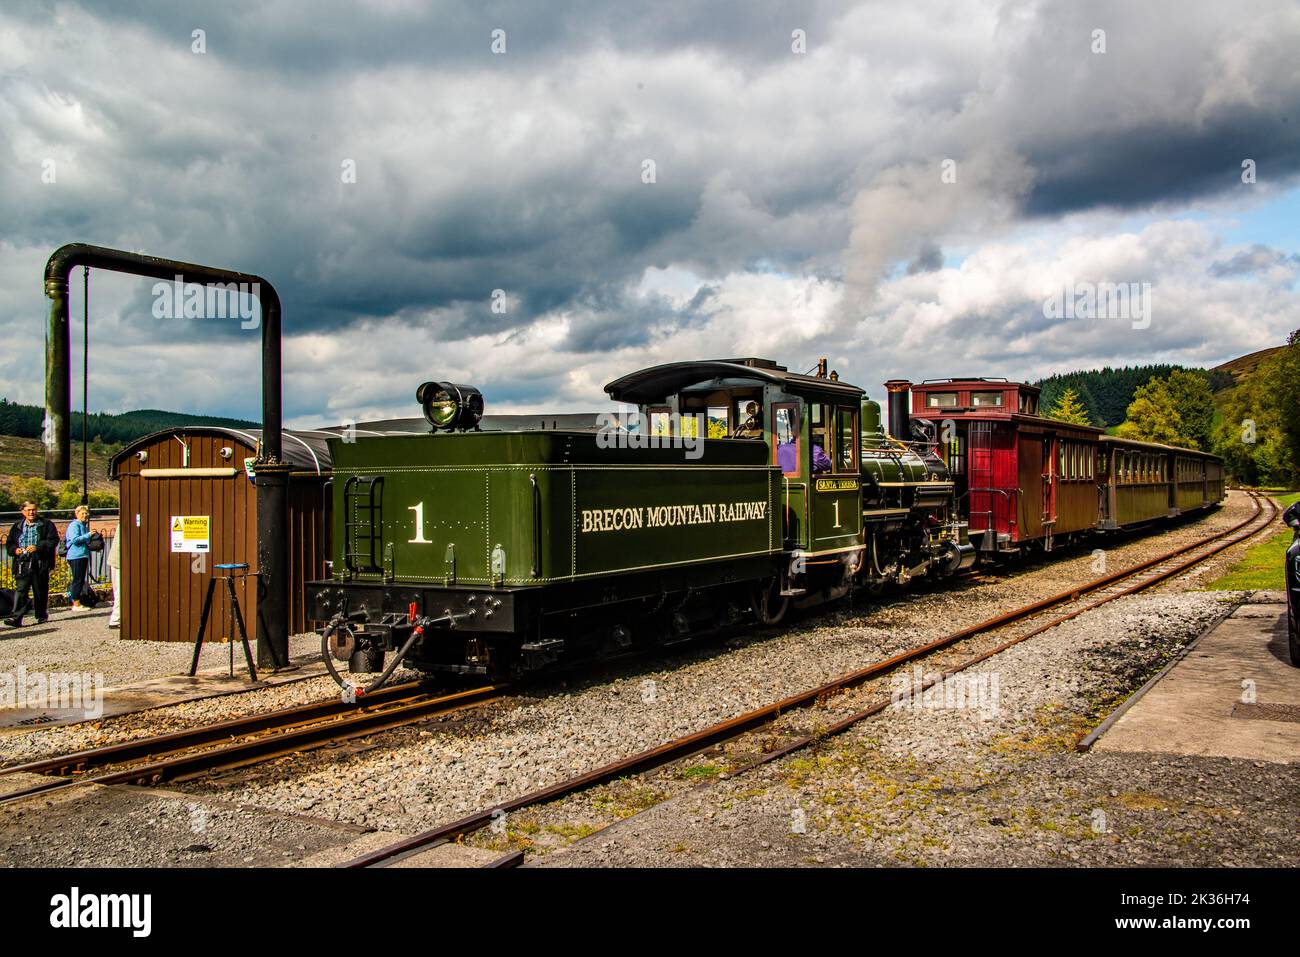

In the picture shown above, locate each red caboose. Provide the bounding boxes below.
[896,378,1102,553]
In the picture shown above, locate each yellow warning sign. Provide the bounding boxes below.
[170,515,210,553]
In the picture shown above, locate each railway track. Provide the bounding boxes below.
[0,493,1270,839]
[341,491,1278,868]
[0,682,506,806]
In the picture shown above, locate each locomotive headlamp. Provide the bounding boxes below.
[417,381,485,432]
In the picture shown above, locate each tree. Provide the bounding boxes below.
[1045,387,1093,426]
[1162,368,1215,451]
[1278,329,1300,477]
[1214,332,1300,486]
[55,480,84,510]
[1116,378,1190,446]
[1116,370,1218,450]
[10,476,56,509]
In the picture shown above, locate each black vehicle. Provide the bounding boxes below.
[1285,501,1300,667]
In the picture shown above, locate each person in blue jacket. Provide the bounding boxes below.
[65,504,94,609]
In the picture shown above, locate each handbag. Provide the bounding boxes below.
[57,540,68,557]
[87,532,105,552]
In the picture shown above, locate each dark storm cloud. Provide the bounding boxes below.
[1023,112,1300,217]
[558,286,714,352]
[2,0,1299,421]
[82,0,844,71]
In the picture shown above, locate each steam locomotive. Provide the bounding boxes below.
[306,357,1222,686]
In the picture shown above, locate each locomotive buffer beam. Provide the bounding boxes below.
[321,610,467,695]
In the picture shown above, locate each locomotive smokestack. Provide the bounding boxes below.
[884,379,912,441]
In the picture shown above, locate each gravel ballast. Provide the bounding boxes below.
[526,591,1298,867]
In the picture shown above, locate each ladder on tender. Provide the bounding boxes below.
[343,475,384,574]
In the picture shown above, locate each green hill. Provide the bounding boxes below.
[1210,346,1286,384]
[0,398,257,447]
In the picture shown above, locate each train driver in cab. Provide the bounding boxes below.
[810,436,832,472]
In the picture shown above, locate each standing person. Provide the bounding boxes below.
[5,501,60,627]
[107,524,121,629]
[64,504,93,609]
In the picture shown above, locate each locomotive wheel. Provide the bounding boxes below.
[751,577,789,626]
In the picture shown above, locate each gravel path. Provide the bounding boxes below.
[0,603,324,689]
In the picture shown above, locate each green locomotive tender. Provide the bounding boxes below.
[308,358,972,684]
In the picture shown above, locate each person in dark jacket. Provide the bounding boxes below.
[5,501,60,626]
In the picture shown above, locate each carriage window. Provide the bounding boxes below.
[926,392,958,408]
[837,407,858,471]
[773,404,800,476]
[972,391,1003,408]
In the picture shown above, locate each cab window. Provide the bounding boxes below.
[706,405,729,439]
[971,391,1003,408]
[773,403,800,476]
[810,403,832,473]
[837,407,858,471]
[926,392,958,408]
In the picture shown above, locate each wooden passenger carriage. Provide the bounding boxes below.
[906,379,1102,552]
[1097,436,1225,529]
[903,378,1224,553]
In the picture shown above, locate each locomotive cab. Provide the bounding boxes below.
[605,357,868,614]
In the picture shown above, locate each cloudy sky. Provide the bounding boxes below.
[2,0,1298,427]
